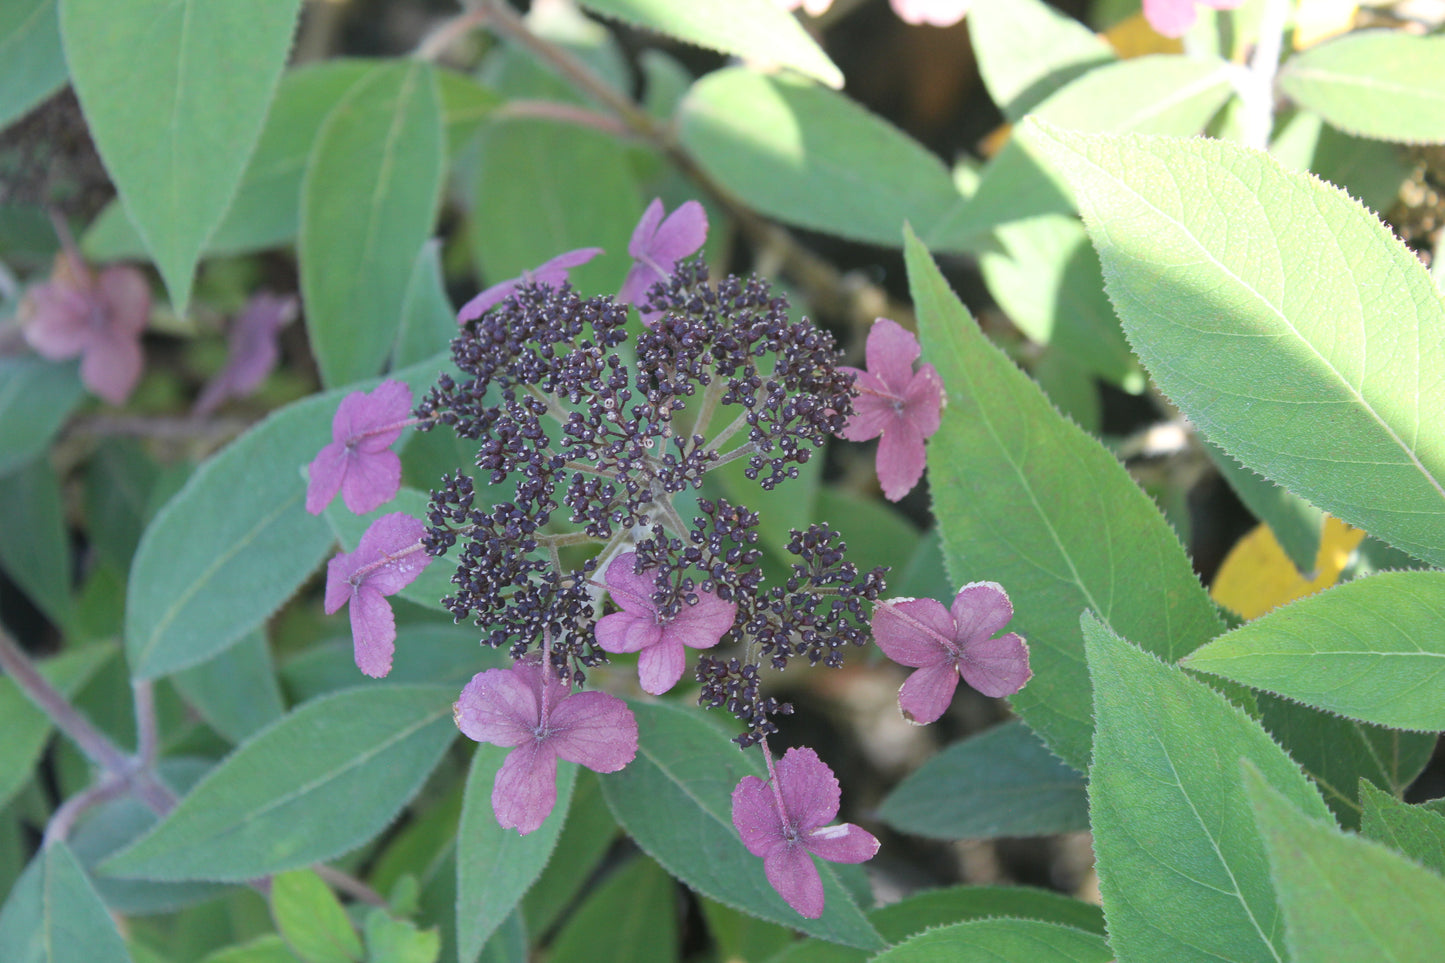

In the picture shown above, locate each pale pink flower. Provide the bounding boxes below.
[324,513,432,678]
[838,318,943,502]
[1143,0,1244,37]
[732,746,879,919]
[457,247,604,323]
[454,656,638,834]
[306,380,411,515]
[194,292,298,416]
[595,552,736,695]
[890,0,971,26]
[619,199,707,322]
[774,0,835,15]
[871,582,1031,725]
[22,252,150,405]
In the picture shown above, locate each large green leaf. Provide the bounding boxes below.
[1085,613,1331,963]
[1184,572,1445,731]
[967,0,1114,121]
[0,357,83,476]
[1202,440,1323,574]
[679,68,970,251]
[547,855,678,963]
[870,919,1111,963]
[0,842,131,963]
[878,720,1087,839]
[0,458,73,632]
[1244,764,1445,962]
[171,630,285,744]
[1358,780,1445,877]
[577,0,840,88]
[456,745,576,963]
[59,0,301,313]
[301,60,444,388]
[0,0,65,132]
[905,228,1223,771]
[103,685,455,881]
[520,770,619,936]
[600,702,882,949]
[1023,123,1445,567]
[1280,31,1445,144]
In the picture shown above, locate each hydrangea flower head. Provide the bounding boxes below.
[595,551,736,694]
[324,512,432,678]
[619,198,707,321]
[454,656,638,834]
[306,379,412,515]
[1143,0,1243,37]
[731,746,879,918]
[871,581,1031,724]
[838,318,943,502]
[22,252,150,404]
[457,247,604,323]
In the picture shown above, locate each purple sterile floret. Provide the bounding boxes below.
[838,317,943,502]
[306,379,412,515]
[23,253,150,405]
[324,512,432,679]
[618,198,707,322]
[595,551,736,695]
[454,656,638,834]
[731,746,879,919]
[194,291,298,416]
[1143,0,1243,37]
[457,247,604,323]
[871,581,1031,724]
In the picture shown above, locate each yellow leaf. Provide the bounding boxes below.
[1211,516,1366,620]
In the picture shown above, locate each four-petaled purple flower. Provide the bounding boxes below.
[324,512,432,678]
[618,198,707,323]
[22,252,150,405]
[871,582,1031,725]
[194,291,298,416]
[731,746,879,919]
[454,656,638,834]
[1143,0,1243,37]
[457,247,604,323]
[595,552,737,695]
[306,380,411,516]
[838,318,943,502]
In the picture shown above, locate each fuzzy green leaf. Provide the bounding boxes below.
[1280,31,1445,144]
[0,842,132,963]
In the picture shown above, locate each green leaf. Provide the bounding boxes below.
[0,0,65,131]
[1358,780,1445,877]
[700,898,793,963]
[279,623,501,704]
[455,745,576,963]
[870,919,1111,963]
[362,908,440,963]
[271,868,364,963]
[84,439,162,572]
[576,0,841,89]
[394,240,456,369]
[103,685,456,881]
[905,227,1223,771]
[1022,123,1445,567]
[59,0,301,313]
[1244,762,1445,961]
[0,842,132,963]
[1280,31,1445,144]
[1268,108,1412,215]
[0,457,73,632]
[678,68,968,250]
[1084,613,1331,963]
[1184,572,1445,731]
[547,856,678,963]
[1203,440,1323,574]
[600,702,882,949]
[967,0,1115,121]
[0,357,84,476]
[520,770,619,937]
[197,934,300,963]
[0,645,113,811]
[301,61,444,387]
[172,630,285,744]
[877,720,1087,839]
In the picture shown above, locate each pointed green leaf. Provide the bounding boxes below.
[1203,441,1323,574]
[456,744,576,963]
[0,841,132,963]
[0,357,83,476]
[59,0,301,312]
[362,907,440,963]
[577,0,840,88]
[394,240,456,369]
[0,0,65,132]
[1244,763,1445,962]
[600,702,882,949]
[271,868,364,963]
[172,630,285,744]
[520,770,618,937]
[301,61,444,387]
[1084,613,1331,963]
[878,720,1087,839]
[1023,123,1445,567]
[1185,572,1445,731]
[547,856,678,963]
[103,686,455,881]
[0,458,73,632]
[0,645,113,811]
[871,919,1111,963]
[1359,780,1445,877]
[967,0,1115,121]
[905,228,1223,770]
[1280,31,1445,144]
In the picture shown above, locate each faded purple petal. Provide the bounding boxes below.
[627,199,666,260]
[458,248,603,323]
[864,318,920,394]
[307,381,412,515]
[875,414,926,502]
[765,846,825,919]
[492,741,560,835]
[837,369,893,442]
[732,775,784,858]
[306,442,348,515]
[323,551,356,614]
[546,690,638,772]
[905,363,944,438]
[351,513,429,596]
[22,280,93,358]
[959,631,1031,698]
[23,257,150,405]
[897,660,961,725]
[636,639,687,695]
[871,597,954,668]
[338,447,402,514]
[455,667,537,747]
[890,0,971,25]
[80,330,144,405]
[96,266,151,338]
[602,552,657,611]
[662,588,736,650]
[776,747,841,834]
[335,380,411,452]
[1142,0,1197,35]
[348,584,396,678]
[595,610,659,654]
[619,200,707,309]
[805,822,880,864]
[194,292,297,416]
[950,581,1013,642]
